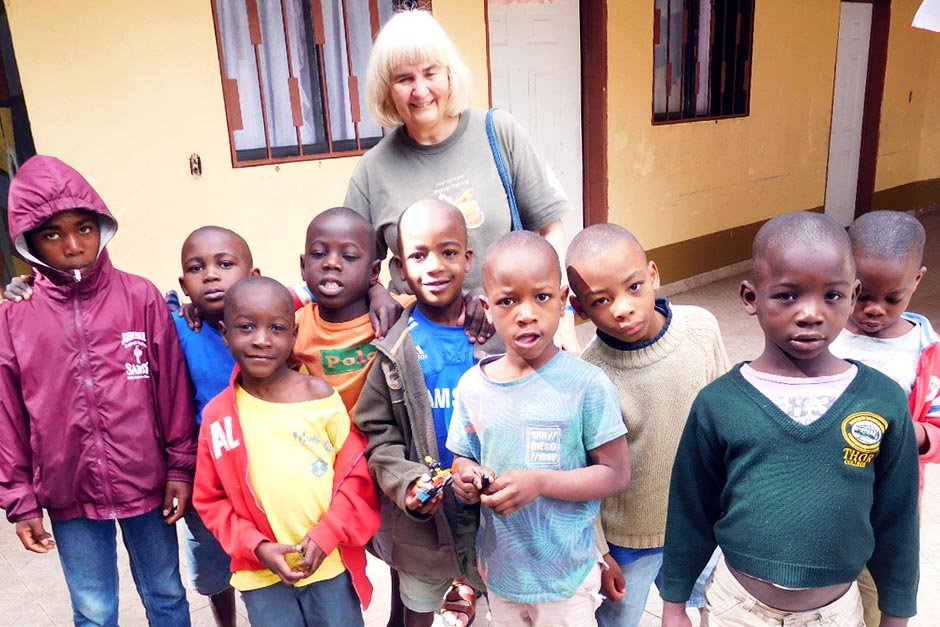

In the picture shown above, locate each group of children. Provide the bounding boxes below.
[0,154,932,627]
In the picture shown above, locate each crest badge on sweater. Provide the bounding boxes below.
[841,412,887,469]
[121,330,150,380]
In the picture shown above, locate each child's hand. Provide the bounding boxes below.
[452,465,495,503]
[297,536,327,578]
[3,275,33,302]
[178,302,202,332]
[255,541,305,585]
[914,422,929,453]
[661,601,693,627]
[405,480,444,515]
[15,517,55,553]
[555,309,582,354]
[600,553,626,601]
[462,287,494,344]
[162,480,192,523]
[368,284,403,340]
[480,470,543,515]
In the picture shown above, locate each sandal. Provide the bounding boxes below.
[441,580,477,627]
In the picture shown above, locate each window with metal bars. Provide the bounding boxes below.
[211,0,430,166]
[652,0,754,124]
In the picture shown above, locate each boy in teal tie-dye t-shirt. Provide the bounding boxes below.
[447,232,630,625]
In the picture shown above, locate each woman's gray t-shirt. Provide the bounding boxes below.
[344,108,568,293]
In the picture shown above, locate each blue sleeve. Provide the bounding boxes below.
[581,372,627,451]
[445,379,480,462]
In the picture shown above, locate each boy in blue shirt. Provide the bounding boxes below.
[355,199,494,627]
[175,225,259,627]
[447,231,630,626]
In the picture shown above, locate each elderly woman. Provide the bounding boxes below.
[345,10,577,348]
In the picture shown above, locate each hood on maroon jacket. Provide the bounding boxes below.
[8,155,117,280]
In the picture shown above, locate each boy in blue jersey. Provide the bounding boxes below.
[447,231,631,626]
[355,199,496,627]
[175,225,259,627]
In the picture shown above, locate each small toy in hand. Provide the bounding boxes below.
[411,456,454,504]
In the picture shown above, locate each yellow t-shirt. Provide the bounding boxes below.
[230,386,350,591]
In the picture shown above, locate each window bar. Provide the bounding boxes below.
[653,7,660,121]
[371,0,388,138]
[665,0,672,120]
[679,4,688,118]
[210,0,242,166]
[279,0,305,155]
[707,3,715,116]
[309,0,335,153]
[718,1,728,116]
[246,0,273,160]
[730,6,741,115]
[369,0,381,39]
[339,0,363,150]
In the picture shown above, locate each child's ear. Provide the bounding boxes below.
[250,267,261,277]
[559,285,570,315]
[569,294,589,321]
[914,266,927,292]
[739,280,758,316]
[480,294,493,324]
[851,278,861,305]
[299,254,306,281]
[370,259,381,287]
[393,255,406,283]
[464,248,474,272]
[177,276,190,297]
[219,321,230,347]
[648,260,661,291]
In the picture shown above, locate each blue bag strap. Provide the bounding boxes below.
[486,108,524,231]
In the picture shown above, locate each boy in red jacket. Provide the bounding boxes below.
[193,276,380,626]
[0,155,196,625]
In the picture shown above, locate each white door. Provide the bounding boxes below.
[825,2,872,227]
[487,0,583,238]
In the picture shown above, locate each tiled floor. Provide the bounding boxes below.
[4,213,940,626]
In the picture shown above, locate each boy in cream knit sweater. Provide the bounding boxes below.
[566,224,730,627]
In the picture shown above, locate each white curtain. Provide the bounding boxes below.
[695,0,712,116]
[216,0,389,154]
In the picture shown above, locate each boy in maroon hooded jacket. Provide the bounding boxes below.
[0,155,196,626]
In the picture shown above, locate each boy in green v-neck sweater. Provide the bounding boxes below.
[661,212,920,627]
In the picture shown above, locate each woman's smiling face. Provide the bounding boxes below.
[389,60,451,136]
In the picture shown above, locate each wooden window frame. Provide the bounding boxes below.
[210,0,431,168]
[651,0,755,126]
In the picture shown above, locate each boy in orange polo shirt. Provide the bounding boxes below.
[291,207,412,414]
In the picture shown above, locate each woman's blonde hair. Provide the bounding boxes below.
[365,10,473,129]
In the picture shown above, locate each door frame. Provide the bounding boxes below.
[581,1,608,226]
[852,0,891,219]
[483,0,608,227]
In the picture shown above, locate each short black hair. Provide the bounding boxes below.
[223,276,293,324]
[306,207,377,259]
[396,198,468,253]
[482,230,559,288]
[752,211,853,280]
[566,223,644,270]
[848,210,925,265]
[181,225,253,266]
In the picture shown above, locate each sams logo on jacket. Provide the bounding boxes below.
[121,330,150,380]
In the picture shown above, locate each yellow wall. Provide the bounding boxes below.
[605,1,840,249]
[875,0,940,191]
[4,0,490,292]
